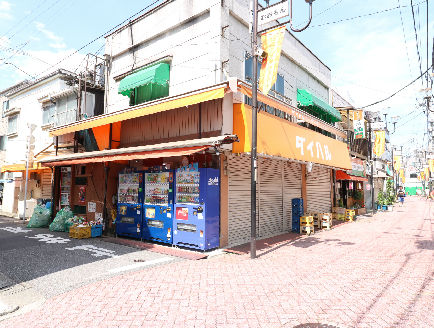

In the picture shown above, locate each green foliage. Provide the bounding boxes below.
[352,189,364,200]
[377,190,386,206]
[385,178,396,205]
[338,198,343,208]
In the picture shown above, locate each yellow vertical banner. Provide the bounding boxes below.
[373,131,386,156]
[259,26,286,95]
[425,167,430,181]
[402,177,406,184]
[400,169,404,180]
[393,156,401,171]
[421,171,425,180]
[429,159,434,173]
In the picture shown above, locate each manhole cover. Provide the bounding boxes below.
[0,273,14,290]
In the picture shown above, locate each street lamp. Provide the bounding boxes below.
[250,0,315,259]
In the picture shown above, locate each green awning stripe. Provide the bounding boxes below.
[297,89,342,122]
[118,63,170,97]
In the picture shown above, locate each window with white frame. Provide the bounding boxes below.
[55,94,77,126]
[7,114,18,135]
[0,136,6,150]
[42,104,55,125]
[2,100,8,117]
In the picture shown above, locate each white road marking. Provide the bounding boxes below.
[107,257,174,273]
[27,234,70,243]
[0,227,32,233]
[65,245,118,258]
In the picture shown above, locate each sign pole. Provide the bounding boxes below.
[23,141,30,222]
[250,0,258,259]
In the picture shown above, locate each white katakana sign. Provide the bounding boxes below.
[65,245,117,258]
[27,234,70,244]
[0,227,33,234]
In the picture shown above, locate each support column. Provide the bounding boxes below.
[219,154,229,247]
[301,164,307,213]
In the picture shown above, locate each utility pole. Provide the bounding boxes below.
[23,124,36,222]
[368,121,375,213]
[250,0,314,259]
[392,147,395,194]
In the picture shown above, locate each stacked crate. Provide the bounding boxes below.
[300,215,314,235]
[332,207,345,221]
[345,209,355,222]
[321,213,332,230]
[312,213,322,230]
[291,198,303,233]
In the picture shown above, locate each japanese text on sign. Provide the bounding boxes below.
[258,1,289,26]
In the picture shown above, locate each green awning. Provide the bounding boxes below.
[118,63,170,97]
[297,89,342,122]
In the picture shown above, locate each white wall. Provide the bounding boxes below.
[5,77,68,164]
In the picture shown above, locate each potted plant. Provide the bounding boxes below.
[377,191,385,210]
[385,179,395,211]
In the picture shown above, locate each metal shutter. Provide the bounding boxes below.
[227,154,258,246]
[283,162,302,231]
[258,158,283,238]
[306,166,332,213]
[41,169,52,199]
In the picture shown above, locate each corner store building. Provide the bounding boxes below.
[40,0,352,247]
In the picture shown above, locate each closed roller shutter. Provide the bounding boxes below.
[258,158,283,238]
[283,162,302,231]
[41,169,52,199]
[227,154,258,247]
[306,166,332,213]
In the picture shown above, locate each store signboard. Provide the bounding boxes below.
[347,158,366,177]
[353,110,365,139]
[258,1,289,26]
[371,122,386,130]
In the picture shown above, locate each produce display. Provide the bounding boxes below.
[49,206,74,232]
[27,204,51,228]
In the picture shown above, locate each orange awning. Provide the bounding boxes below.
[42,146,209,167]
[49,86,226,137]
[1,162,48,172]
[233,103,352,170]
[39,135,238,167]
[336,170,368,182]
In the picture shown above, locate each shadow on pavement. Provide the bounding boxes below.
[289,324,340,328]
[415,240,434,250]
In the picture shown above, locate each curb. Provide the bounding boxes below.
[0,301,19,316]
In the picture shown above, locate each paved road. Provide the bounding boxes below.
[0,216,182,320]
[1,198,434,327]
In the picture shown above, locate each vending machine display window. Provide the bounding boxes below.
[118,173,140,204]
[60,167,71,206]
[176,171,200,204]
[144,172,171,205]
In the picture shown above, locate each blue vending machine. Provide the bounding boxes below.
[141,167,175,244]
[173,168,220,250]
[291,198,303,233]
[116,169,144,239]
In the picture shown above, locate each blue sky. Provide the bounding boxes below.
[0,0,432,154]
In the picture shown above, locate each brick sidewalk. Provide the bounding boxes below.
[2,197,434,328]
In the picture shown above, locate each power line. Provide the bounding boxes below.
[410,0,424,85]
[362,64,433,108]
[1,0,49,37]
[35,0,165,78]
[3,62,35,79]
[308,0,427,28]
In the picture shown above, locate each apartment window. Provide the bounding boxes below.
[0,136,6,151]
[42,104,55,125]
[410,173,417,178]
[7,115,18,135]
[118,63,170,107]
[56,94,77,126]
[244,54,288,120]
[2,100,9,117]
